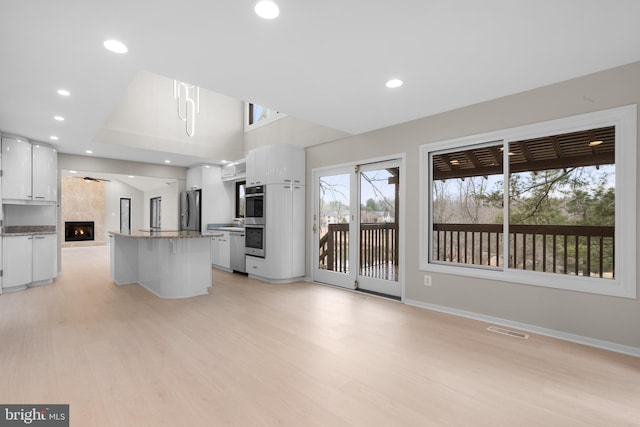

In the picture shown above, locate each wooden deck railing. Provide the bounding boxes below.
[432,223,614,278]
[319,223,398,273]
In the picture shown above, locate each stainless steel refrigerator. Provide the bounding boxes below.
[180,189,201,231]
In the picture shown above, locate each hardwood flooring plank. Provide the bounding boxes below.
[1,246,639,426]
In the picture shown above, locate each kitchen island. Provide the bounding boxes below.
[109,230,211,298]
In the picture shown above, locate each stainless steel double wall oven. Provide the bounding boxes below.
[245,185,265,257]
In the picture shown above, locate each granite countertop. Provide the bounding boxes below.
[205,223,245,234]
[1,225,57,236]
[109,230,209,239]
[210,227,245,232]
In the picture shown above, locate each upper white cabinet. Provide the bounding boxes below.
[265,145,305,185]
[2,137,32,201]
[186,167,203,190]
[1,137,57,203]
[32,144,57,201]
[221,161,246,182]
[246,145,305,187]
[246,146,267,186]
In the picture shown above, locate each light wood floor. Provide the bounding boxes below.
[1,246,639,426]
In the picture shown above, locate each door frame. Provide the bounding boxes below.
[311,153,406,301]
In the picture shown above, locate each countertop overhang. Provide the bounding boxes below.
[109,230,208,239]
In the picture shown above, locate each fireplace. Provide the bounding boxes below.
[65,221,95,242]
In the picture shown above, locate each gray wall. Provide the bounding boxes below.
[306,61,640,349]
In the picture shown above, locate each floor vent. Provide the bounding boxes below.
[487,326,529,339]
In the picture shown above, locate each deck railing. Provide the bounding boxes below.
[319,223,398,273]
[432,223,614,278]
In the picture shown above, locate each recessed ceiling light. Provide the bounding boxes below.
[69,170,77,174]
[255,0,279,19]
[164,160,171,164]
[85,150,93,154]
[128,175,135,179]
[54,116,65,122]
[57,89,71,96]
[103,39,128,54]
[385,79,403,89]
[49,136,59,141]
[589,140,603,147]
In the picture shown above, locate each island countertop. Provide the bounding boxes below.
[109,230,207,239]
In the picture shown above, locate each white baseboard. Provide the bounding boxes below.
[405,298,640,358]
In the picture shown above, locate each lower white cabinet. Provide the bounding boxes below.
[2,235,33,288]
[246,255,268,276]
[211,232,231,270]
[2,233,56,289]
[32,234,56,282]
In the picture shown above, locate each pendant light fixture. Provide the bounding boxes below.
[174,80,200,137]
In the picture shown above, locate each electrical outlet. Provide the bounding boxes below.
[424,275,432,287]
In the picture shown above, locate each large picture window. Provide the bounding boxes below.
[420,105,636,298]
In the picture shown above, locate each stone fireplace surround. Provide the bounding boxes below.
[61,176,106,247]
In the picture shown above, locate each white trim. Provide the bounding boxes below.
[405,298,640,358]
[419,105,637,299]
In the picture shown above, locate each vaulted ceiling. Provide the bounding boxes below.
[2,1,640,167]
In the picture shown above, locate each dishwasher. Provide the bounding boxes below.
[229,231,247,273]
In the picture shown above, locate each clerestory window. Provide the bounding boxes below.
[419,105,636,298]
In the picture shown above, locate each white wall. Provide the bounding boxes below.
[143,181,181,230]
[244,115,349,152]
[104,180,144,240]
[95,71,246,163]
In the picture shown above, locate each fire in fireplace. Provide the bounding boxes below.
[65,221,95,242]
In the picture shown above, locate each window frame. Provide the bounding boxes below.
[419,105,637,299]
[244,102,287,132]
[235,180,246,218]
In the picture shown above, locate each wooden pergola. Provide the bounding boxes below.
[432,126,615,180]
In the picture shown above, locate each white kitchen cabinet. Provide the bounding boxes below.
[246,255,268,277]
[32,234,56,282]
[290,185,305,277]
[2,235,33,289]
[248,145,305,186]
[291,148,305,185]
[1,137,32,201]
[1,233,56,289]
[211,232,231,270]
[266,184,293,279]
[186,167,203,190]
[246,146,267,186]
[32,144,57,202]
[221,161,246,182]
[248,183,304,282]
